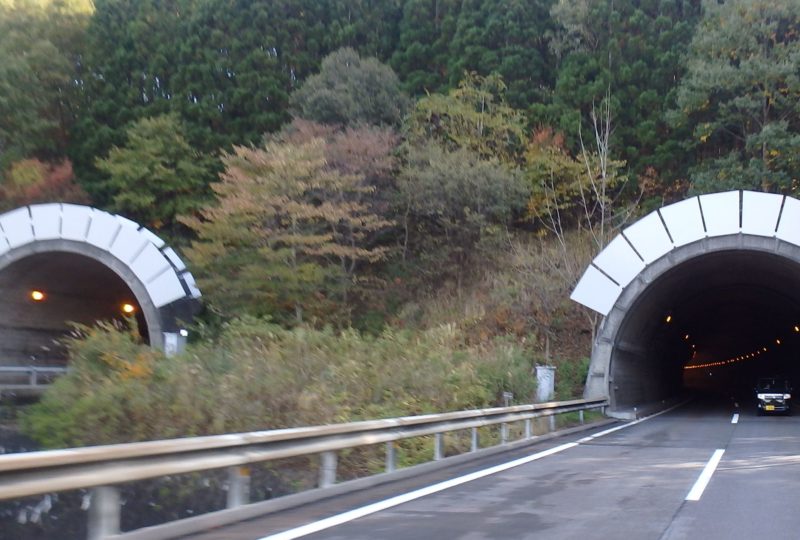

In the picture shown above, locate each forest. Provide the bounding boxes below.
[3,0,800,446]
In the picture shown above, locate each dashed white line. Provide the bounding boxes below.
[686,449,725,501]
[731,413,739,424]
[258,401,689,540]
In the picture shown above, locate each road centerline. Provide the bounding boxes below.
[685,449,725,501]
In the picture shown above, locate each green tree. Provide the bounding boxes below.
[0,0,89,171]
[95,114,212,237]
[671,0,800,194]
[390,0,460,95]
[398,143,529,289]
[547,0,702,178]
[448,0,556,109]
[406,72,527,163]
[290,47,410,127]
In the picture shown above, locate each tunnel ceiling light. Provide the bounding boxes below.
[665,315,672,323]
[763,347,768,352]
[776,339,782,345]
[794,326,800,333]
[30,290,45,302]
[121,303,136,314]
[684,334,690,340]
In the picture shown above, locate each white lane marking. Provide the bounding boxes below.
[258,402,689,540]
[686,449,725,501]
[731,413,739,424]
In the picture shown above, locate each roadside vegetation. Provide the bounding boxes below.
[3,0,799,449]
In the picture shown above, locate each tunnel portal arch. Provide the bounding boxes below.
[572,191,800,415]
[0,204,201,365]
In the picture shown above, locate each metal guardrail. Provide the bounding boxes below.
[0,397,607,539]
[0,365,67,385]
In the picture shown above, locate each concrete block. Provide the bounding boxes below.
[86,211,121,250]
[146,270,187,308]
[570,265,622,315]
[0,207,34,249]
[660,197,705,247]
[742,191,782,237]
[592,235,645,288]
[60,204,93,241]
[30,204,61,240]
[623,212,673,264]
[109,225,148,264]
[129,243,172,284]
[699,191,740,237]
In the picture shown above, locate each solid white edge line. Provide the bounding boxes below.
[685,449,725,501]
[257,401,689,540]
[731,413,739,424]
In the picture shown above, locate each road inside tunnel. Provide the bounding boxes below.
[611,249,800,410]
[0,251,147,366]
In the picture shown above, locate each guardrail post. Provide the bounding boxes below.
[471,427,478,452]
[226,466,251,508]
[548,415,556,432]
[434,433,443,460]
[29,368,36,387]
[524,418,532,439]
[319,451,337,488]
[385,441,396,473]
[87,486,120,540]
[579,410,585,424]
[500,423,508,444]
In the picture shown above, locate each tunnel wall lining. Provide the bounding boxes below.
[571,190,800,411]
[0,204,201,349]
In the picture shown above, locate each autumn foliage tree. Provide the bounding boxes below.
[183,134,395,325]
[0,159,88,211]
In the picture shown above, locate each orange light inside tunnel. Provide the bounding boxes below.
[121,303,136,314]
[30,290,45,302]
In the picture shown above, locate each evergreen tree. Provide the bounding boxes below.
[95,114,212,238]
[671,0,800,194]
[448,0,556,109]
[547,0,702,179]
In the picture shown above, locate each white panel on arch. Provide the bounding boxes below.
[181,271,202,298]
[0,230,9,256]
[61,204,92,241]
[86,211,121,250]
[776,196,800,246]
[110,224,148,264]
[30,204,61,240]
[138,227,165,249]
[699,191,740,237]
[660,197,705,247]
[622,212,673,264]
[741,191,782,237]
[592,235,645,287]
[130,243,172,283]
[570,265,622,316]
[146,270,187,308]
[0,207,34,248]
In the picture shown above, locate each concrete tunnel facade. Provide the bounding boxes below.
[573,190,800,415]
[0,204,201,366]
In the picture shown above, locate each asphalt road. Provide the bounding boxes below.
[188,398,800,540]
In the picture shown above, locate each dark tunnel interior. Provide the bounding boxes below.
[0,252,147,367]
[611,250,800,410]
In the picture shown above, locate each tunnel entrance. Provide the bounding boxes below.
[572,191,800,416]
[610,246,800,410]
[0,203,202,372]
[0,252,148,366]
